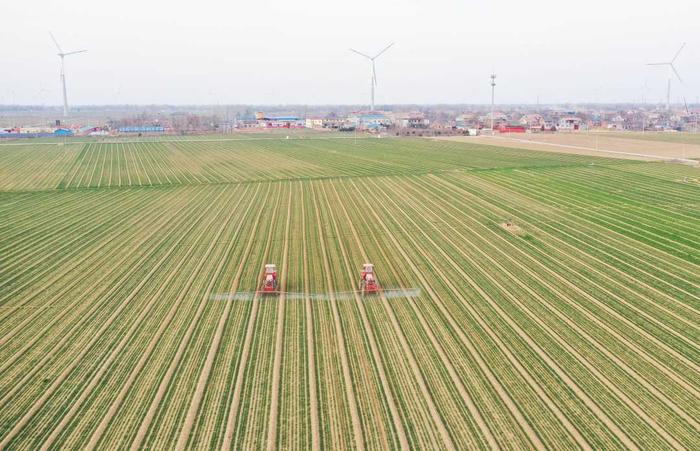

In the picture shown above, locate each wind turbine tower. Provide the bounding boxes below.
[50,32,87,117]
[647,43,685,111]
[350,43,394,111]
[490,73,497,135]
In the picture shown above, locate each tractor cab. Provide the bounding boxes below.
[263,264,278,293]
[359,263,378,294]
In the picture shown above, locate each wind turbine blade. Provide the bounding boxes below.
[670,64,682,83]
[671,42,686,63]
[49,31,64,54]
[373,42,395,59]
[646,63,667,66]
[372,61,377,86]
[64,50,87,56]
[349,48,372,59]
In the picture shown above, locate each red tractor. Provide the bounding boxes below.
[359,263,378,295]
[262,264,278,293]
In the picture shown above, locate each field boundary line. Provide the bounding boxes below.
[476,135,699,164]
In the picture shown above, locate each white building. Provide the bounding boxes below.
[557,116,583,131]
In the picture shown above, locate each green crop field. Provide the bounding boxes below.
[1,136,698,450]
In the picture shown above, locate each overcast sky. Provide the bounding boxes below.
[1,0,698,106]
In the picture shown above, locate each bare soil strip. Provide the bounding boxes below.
[439,134,700,163]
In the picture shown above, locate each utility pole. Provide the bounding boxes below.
[490,73,497,135]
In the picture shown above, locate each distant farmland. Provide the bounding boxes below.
[1,136,698,449]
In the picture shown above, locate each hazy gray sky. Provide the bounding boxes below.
[1,0,698,106]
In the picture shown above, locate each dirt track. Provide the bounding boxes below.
[438,133,700,163]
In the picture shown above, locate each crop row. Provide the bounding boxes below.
[0,137,634,191]
[1,159,698,449]
[0,144,81,190]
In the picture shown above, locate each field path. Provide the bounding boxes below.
[441,134,700,163]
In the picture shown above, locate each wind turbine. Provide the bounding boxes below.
[50,32,87,117]
[647,42,685,111]
[490,73,497,135]
[349,43,394,111]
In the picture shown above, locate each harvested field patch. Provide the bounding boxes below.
[439,133,700,162]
